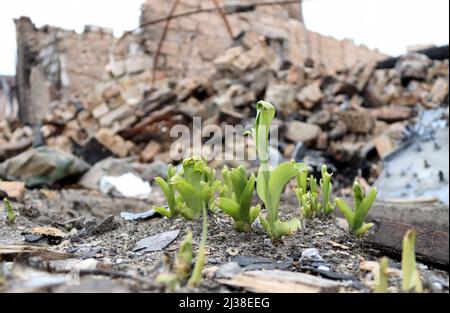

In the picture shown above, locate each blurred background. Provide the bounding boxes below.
[1,0,449,75]
[0,0,449,205]
[0,0,449,294]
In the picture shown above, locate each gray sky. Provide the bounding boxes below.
[0,0,449,75]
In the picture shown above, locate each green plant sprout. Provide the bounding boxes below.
[295,167,324,219]
[320,165,335,215]
[401,229,423,293]
[154,165,179,218]
[296,167,308,197]
[155,156,219,220]
[3,198,16,222]
[155,231,194,291]
[188,205,208,287]
[246,101,305,242]
[334,181,377,237]
[374,257,389,293]
[217,165,261,232]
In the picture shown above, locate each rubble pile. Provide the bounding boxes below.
[1,34,449,189]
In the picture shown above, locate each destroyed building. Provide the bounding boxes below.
[14,0,386,125]
[0,0,449,295]
[3,0,449,194]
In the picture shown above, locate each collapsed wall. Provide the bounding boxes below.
[15,17,116,125]
[14,1,387,126]
[138,0,387,78]
[0,76,17,121]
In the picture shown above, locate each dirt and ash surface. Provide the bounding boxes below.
[0,188,448,293]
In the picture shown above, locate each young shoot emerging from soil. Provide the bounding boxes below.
[246,101,306,242]
[217,165,261,232]
[320,165,335,215]
[334,181,377,237]
[401,229,423,293]
[155,231,193,291]
[155,157,219,220]
[155,210,208,290]
[3,198,16,223]
[374,257,389,293]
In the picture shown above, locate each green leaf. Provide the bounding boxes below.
[174,231,193,279]
[309,175,318,194]
[374,257,389,293]
[295,188,304,207]
[177,202,196,220]
[249,204,261,224]
[217,197,241,221]
[188,206,208,287]
[221,167,232,197]
[3,198,16,222]
[335,198,354,229]
[155,273,179,291]
[300,192,314,219]
[273,218,301,240]
[239,173,256,219]
[401,229,423,292]
[267,162,301,223]
[354,222,374,237]
[353,187,377,230]
[171,177,202,217]
[353,181,364,212]
[321,165,334,215]
[254,101,275,165]
[259,214,270,234]
[256,167,269,207]
[230,169,246,201]
[155,177,176,217]
[297,167,308,193]
[154,206,173,218]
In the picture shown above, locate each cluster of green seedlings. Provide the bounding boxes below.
[155,101,377,239]
[152,101,382,290]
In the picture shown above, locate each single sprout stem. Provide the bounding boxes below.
[188,204,208,287]
[3,198,16,222]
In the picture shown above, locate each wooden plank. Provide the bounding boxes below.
[0,244,71,261]
[364,219,449,268]
[369,200,449,232]
[217,270,341,293]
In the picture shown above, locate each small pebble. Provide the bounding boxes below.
[418,263,428,270]
[216,262,242,279]
[301,248,324,262]
[431,282,443,292]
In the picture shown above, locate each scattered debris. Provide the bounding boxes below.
[71,215,119,241]
[0,147,90,187]
[215,262,242,279]
[120,209,160,221]
[217,270,341,293]
[100,173,152,199]
[375,107,449,205]
[79,157,167,190]
[231,256,293,271]
[0,181,26,202]
[6,265,67,292]
[132,229,180,254]
[0,245,71,261]
[23,226,66,245]
[300,248,324,263]
[364,219,449,268]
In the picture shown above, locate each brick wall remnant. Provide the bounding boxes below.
[14,17,116,125]
[138,0,387,78]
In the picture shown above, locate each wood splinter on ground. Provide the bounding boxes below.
[217,270,341,293]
